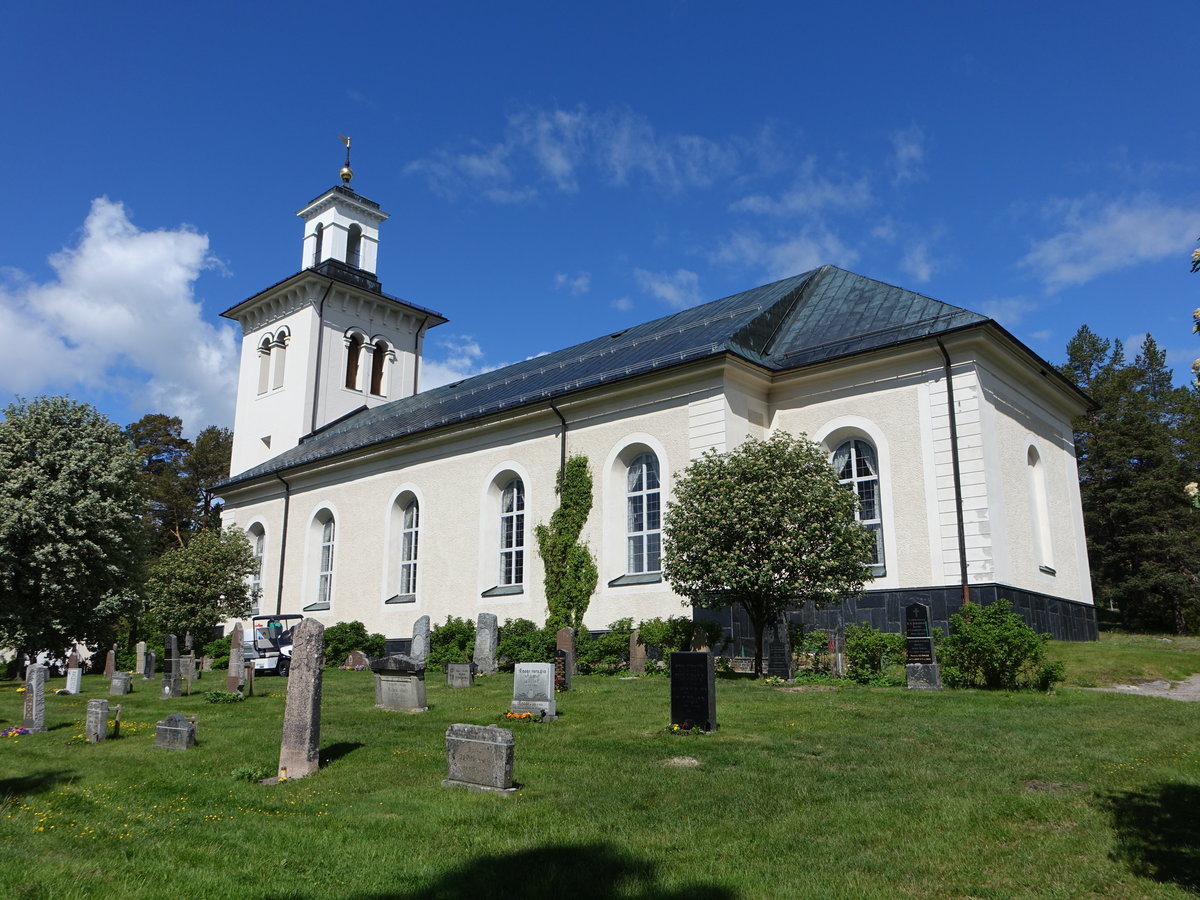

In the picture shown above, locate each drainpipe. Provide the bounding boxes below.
[550,401,568,482]
[309,280,336,435]
[273,472,292,616]
[413,315,431,395]
[936,339,971,607]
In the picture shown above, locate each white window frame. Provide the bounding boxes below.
[399,498,419,595]
[834,439,885,575]
[626,452,662,574]
[499,478,525,587]
[317,515,335,607]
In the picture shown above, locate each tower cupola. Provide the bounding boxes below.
[297,138,388,274]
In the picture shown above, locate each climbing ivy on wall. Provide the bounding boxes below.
[536,455,599,633]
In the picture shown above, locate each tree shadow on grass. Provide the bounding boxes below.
[265,843,737,900]
[1104,782,1200,892]
[0,769,77,801]
[319,741,364,768]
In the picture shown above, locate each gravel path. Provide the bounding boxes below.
[1085,673,1200,701]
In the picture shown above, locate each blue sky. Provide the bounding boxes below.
[1,2,1196,435]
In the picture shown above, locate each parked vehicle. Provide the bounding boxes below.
[250,614,304,675]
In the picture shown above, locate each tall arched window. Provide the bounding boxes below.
[247,524,265,615]
[316,514,335,607]
[1028,446,1054,573]
[257,336,272,395]
[499,478,525,586]
[370,340,387,396]
[312,222,324,266]
[834,439,885,571]
[399,498,419,596]
[270,330,288,391]
[345,333,364,389]
[346,224,362,268]
[626,453,661,573]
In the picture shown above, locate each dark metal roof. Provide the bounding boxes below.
[219,266,1001,487]
[299,184,382,212]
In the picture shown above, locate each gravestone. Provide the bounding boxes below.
[227,622,244,693]
[103,646,117,679]
[277,618,325,780]
[554,649,572,692]
[904,603,942,691]
[22,663,47,733]
[142,650,157,680]
[446,662,474,688]
[343,650,369,669]
[155,713,197,750]
[180,652,196,686]
[628,629,647,676]
[670,652,717,732]
[85,699,109,743]
[184,631,193,653]
[511,662,556,718]
[410,615,431,663]
[443,724,517,792]
[65,653,82,695]
[110,672,132,696]
[473,613,498,675]
[689,624,710,653]
[766,617,793,680]
[369,654,427,712]
[135,641,147,675]
[243,660,255,697]
[556,627,576,677]
[162,634,181,699]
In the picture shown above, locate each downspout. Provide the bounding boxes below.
[273,472,292,616]
[309,279,336,435]
[936,339,971,607]
[413,315,431,396]
[550,401,567,482]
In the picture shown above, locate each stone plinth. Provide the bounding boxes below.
[444,724,516,792]
[906,663,943,690]
[374,672,427,712]
[110,672,132,695]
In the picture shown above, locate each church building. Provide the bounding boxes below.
[217,168,1097,648]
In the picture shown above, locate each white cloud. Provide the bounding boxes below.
[634,268,704,309]
[979,297,1040,330]
[900,241,935,283]
[0,197,237,433]
[554,271,591,295]
[889,125,927,185]
[406,104,740,201]
[730,157,871,216]
[419,334,504,390]
[1022,194,1199,289]
[713,228,859,282]
[611,296,633,311]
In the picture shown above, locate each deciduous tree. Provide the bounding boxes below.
[663,432,874,677]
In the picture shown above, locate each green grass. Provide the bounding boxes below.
[1050,632,1200,687]
[1,646,1198,899]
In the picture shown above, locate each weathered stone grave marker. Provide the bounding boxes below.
[155,713,197,750]
[110,672,132,696]
[446,662,474,689]
[23,663,47,733]
[629,629,647,676]
[905,602,942,690]
[443,724,517,792]
[370,655,427,712]
[162,634,181,699]
[670,651,717,732]
[344,650,369,669]
[85,699,109,743]
[103,644,117,679]
[411,615,430,663]
[277,618,325,780]
[511,662,556,719]
[227,622,244,694]
[65,652,82,695]
[474,613,498,675]
[556,627,576,678]
[135,641,147,676]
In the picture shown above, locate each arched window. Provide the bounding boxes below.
[257,336,272,395]
[626,453,661,573]
[270,330,288,391]
[346,224,362,268]
[834,439,885,571]
[312,222,324,266]
[398,498,419,596]
[345,333,364,389]
[247,524,265,615]
[370,340,387,396]
[316,514,335,607]
[1028,446,1054,573]
[499,478,525,586]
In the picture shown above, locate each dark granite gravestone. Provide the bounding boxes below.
[556,627,576,677]
[162,634,181,699]
[765,617,793,680]
[670,652,717,732]
[905,602,942,690]
[554,648,572,691]
[444,724,517,792]
[155,713,197,750]
[142,651,156,680]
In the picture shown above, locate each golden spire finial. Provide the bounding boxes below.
[338,134,353,185]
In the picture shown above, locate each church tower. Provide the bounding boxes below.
[222,143,447,477]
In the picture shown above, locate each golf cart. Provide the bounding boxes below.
[250,614,304,675]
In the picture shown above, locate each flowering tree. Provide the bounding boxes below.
[662,432,875,677]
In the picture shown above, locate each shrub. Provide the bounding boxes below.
[497,618,554,669]
[204,691,244,704]
[427,616,476,672]
[636,616,694,654]
[202,636,231,671]
[939,600,1063,690]
[323,621,386,667]
[577,618,634,674]
[844,622,906,683]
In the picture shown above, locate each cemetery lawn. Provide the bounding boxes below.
[1,656,1198,900]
